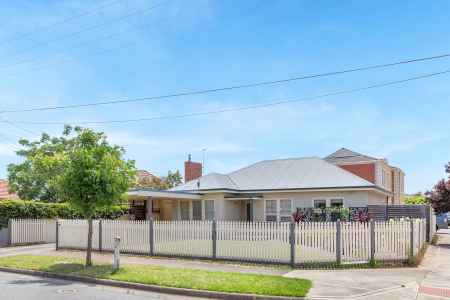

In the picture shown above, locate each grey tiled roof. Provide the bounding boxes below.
[169,157,374,192]
[324,148,379,164]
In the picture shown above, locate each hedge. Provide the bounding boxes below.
[0,200,129,229]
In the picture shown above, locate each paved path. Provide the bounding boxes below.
[0,270,200,300]
[1,229,450,299]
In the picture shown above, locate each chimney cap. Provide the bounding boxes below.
[188,154,191,162]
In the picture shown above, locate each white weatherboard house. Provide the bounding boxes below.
[128,150,398,222]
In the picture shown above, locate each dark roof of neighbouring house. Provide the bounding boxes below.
[324,148,379,164]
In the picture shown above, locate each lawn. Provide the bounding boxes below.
[0,255,311,297]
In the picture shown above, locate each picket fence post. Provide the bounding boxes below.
[149,218,154,256]
[7,219,12,246]
[409,219,414,259]
[289,222,295,267]
[98,220,103,252]
[55,219,59,251]
[336,220,341,264]
[212,220,217,259]
[370,219,375,262]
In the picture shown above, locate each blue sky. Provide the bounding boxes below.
[0,0,449,193]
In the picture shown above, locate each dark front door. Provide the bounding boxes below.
[246,202,252,222]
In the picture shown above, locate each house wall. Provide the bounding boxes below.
[338,163,376,183]
[143,190,388,222]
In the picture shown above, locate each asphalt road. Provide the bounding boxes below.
[0,271,201,300]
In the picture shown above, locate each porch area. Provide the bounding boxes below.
[126,190,265,221]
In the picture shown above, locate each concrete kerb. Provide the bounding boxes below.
[0,266,306,300]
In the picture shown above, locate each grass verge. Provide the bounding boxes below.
[0,255,311,297]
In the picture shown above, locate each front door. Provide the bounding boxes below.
[246,202,252,222]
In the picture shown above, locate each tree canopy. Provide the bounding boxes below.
[56,127,136,266]
[405,194,427,205]
[426,162,450,214]
[8,125,80,202]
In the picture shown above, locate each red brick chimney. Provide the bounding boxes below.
[184,154,202,182]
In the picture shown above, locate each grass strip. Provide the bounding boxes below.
[0,255,311,297]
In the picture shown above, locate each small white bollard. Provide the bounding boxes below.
[113,236,121,271]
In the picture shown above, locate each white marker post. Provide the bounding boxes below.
[113,236,121,271]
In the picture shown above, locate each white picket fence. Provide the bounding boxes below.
[53,218,427,264]
[8,218,427,264]
[10,219,56,245]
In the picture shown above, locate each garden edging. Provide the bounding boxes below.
[0,266,306,300]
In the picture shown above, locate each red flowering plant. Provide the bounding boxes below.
[292,210,307,223]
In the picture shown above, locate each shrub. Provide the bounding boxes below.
[0,200,129,229]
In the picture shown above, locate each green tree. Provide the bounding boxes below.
[7,125,78,202]
[405,194,427,205]
[56,128,136,266]
[164,170,183,189]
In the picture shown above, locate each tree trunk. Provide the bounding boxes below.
[86,218,93,267]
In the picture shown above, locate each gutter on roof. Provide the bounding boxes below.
[174,185,392,195]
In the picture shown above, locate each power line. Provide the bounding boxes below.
[0,116,38,136]
[0,0,124,47]
[3,0,169,61]
[0,53,448,114]
[5,69,449,125]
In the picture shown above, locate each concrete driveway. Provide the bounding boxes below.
[285,229,450,299]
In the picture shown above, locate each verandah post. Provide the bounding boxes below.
[212,220,217,259]
[289,222,295,267]
[370,219,375,262]
[336,220,341,265]
[149,218,154,256]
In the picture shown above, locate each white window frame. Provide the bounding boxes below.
[265,199,278,222]
[204,200,215,221]
[265,199,292,222]
[279,199,293,222]
[311,198,346,208]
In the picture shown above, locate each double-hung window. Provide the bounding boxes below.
[313,199,327,209]
[265,200,277,222]
[205,200,215,220]
[330,198,343,208]
[279,199,292,222]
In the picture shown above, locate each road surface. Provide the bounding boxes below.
[0,271,200,300]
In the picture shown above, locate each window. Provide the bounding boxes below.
[279,199,292,222]
[192,201,202,220]
[330,198,343,208]
[180,201,190,220]
[205,200,215,220]
[314,199,326,209]
[265,200,277,222]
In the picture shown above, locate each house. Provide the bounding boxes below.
[128,148,404,222]
[0,179,18,200]
[324,148,405,204]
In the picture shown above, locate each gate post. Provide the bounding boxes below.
[336,220,342,265]
[370,219,375,262]
[149,218,154,256]
[289,222,295,267]
[212,220,217,260]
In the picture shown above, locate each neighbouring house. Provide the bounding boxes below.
[324,148,405,205]
[128,148,405,222]
[0,179,18,200]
